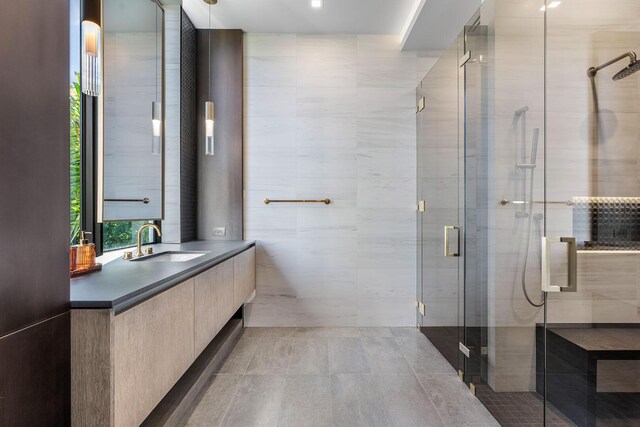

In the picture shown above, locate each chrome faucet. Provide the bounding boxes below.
[136,223,162,257]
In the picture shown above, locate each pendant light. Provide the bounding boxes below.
[204,0,216,156]
[151,5,162,155]
[205,101,215,155]
[81,20,101,96]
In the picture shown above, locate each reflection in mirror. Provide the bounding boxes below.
[101,0,164,221]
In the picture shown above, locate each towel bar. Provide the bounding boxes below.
[264,198,330,205]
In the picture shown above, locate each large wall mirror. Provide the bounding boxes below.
[99,0,164,222]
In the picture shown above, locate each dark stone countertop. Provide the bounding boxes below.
[70,240,255,313]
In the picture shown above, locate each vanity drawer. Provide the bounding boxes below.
[194,259,234,355]
[233,246,256,310]
[113,279,195,427]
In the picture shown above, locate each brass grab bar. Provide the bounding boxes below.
[105,198,150,204]
[500,199,573,206]
[264,198,331,205]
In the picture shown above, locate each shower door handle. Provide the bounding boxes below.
[541,236,577,292]
[444,226,460,257]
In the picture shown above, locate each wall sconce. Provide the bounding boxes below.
[152,101,162,155]
[81,20,101,96]
[205,101,215,156]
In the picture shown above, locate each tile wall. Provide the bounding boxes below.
[243,34,438,326]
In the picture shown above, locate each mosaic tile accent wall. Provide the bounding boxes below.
[180,9,197,242]
[573,197,640,250]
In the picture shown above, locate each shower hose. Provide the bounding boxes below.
[521,163,545,308]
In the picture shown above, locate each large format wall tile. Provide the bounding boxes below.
[244,34,431,326]
[244,33,296,57]
[244,86,297,118]
[244,56,297,87]
[296,87,358,118]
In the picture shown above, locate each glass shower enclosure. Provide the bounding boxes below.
[417,1,640,425]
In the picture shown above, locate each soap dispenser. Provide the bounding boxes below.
[70,231,102,277]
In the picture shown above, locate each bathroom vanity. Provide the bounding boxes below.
[70,241,255,427]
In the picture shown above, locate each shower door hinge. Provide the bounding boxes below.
[416,96,425,113]
[417,200,426,212]
[459,342,471,358]
[417,301,425,316]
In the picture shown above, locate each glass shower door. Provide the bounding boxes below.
[459,2,547,425]
[460,13,489,389]
[544,1,640,425]
[417,40,462,370]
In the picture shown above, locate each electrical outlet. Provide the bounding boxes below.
[213,227,226,236]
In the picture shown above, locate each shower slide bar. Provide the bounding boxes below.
[500,199,574,206]
[264,198,331,205]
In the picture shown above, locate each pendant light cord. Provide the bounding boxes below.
[155,5,158,102]
[208,2,211,101]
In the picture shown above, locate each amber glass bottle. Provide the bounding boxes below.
[70,231,98,276]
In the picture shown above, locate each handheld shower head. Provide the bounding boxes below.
[530,128,539,165]
[588,51,639,81]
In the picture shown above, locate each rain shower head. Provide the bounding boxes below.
[588,52,640,81]
[613,57,640,80]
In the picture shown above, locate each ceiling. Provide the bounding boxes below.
[182,0,416,34]
[401,0,481,50]
[181,0,481,51]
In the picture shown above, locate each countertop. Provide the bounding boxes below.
[70,240,255,313]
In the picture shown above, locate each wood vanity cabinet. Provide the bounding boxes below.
[71,247,255,427]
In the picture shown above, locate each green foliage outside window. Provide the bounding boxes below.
[70,72,81,245]
[103,221,152,252]
[69,72,154,251]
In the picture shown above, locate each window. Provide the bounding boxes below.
[103,221,154,252]
[70,0,159,254]
[70,0,81,245]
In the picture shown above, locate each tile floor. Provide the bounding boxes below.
[474,385,574,427]
[179,327,499,427]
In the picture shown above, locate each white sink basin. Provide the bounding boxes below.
[132,251,207,262]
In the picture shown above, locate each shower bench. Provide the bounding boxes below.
[536,325,640,427]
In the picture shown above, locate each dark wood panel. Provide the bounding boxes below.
[0,313,71,426]
[196,29,244,241]
[0,0,70,336]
